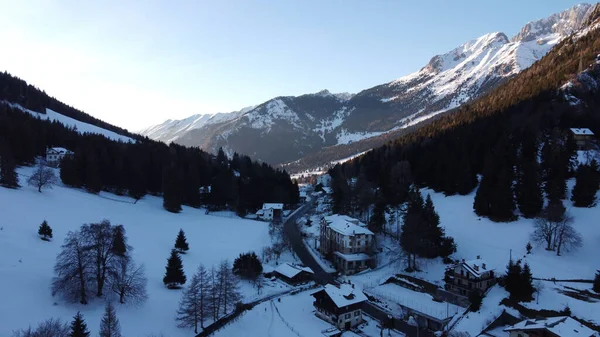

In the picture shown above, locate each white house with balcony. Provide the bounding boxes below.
[319,215,375,274]
[46,147,74,167]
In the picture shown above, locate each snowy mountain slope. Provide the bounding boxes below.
[141,4,594,166]
[4,101,135,143]
[0,166,274,337]
[138,106,254,144]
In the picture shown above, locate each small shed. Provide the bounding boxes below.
[256,203,284,221]
[570,128,595,148]
[272,263,314,285]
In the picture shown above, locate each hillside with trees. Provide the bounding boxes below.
[0,94,299,214]
[330,8,600,223]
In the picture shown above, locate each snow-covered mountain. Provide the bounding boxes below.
[140,4,594,165]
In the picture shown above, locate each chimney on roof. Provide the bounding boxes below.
[462,259,465,263]
[474,265,479,271]
[351,283,355,289]
[477,255,480,260]
[482,263,486,270]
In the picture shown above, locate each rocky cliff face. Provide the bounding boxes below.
[141,4,594,167]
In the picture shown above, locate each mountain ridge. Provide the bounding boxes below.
[141,3,594,168]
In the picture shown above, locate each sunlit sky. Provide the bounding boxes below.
[0,0,584,130]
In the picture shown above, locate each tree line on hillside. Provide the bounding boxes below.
[0,71,138,140]
[0,101,299,214]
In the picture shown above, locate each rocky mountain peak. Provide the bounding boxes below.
[512,3,593,42]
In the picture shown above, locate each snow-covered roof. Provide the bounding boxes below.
[262,203,283,210]
[323,215,373,236]
[570,128,594,136]
[312,284,367,308]
[255,209,265,215]
[47,147,73,155]
[274,263,314,279]
[334,252,372,262]
[299,191,307,197]
[461,259,493,278]
[504,316,598,337]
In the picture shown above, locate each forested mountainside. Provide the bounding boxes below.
[0,72,140,141]
[328,4,600,223]
[143,4,594,168]
[0,101,299,215]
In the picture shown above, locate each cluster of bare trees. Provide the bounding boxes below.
[176,261,241,334]
[531,201,582,256]
[52,220,147,305]
[268,221,290,259]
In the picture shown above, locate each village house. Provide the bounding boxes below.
[45,147,74,167]
[271,262,314,285]
[311,284,367,330]
[319,215,375,275]
[504,316,598,337]
[316,174,332,187]
[445,256,496,297]
[570,128,595,149]
[256,203,283,221]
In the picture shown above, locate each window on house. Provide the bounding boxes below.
[345,314,351,319]
[354,311,360,317]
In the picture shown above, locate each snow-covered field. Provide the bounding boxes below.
[0,167,272,337]
[347,180,600,332]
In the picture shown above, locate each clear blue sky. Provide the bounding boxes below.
[0,0,584,130]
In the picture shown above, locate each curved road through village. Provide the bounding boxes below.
[283,203,337,284]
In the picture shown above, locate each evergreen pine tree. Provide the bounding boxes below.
[38,220,53,241]
[99,302,122,337]
[175,229,190,254]
[0,148,19,188]
[162,161,183,213]
[110,225,127,257]
[520,263,535,302]
[474,155,495,217]
[593,271,600,293]
[422,194,445,258]
[401,186,424,271]
[489,166,517,222]
[571,161,600,207]
[516,159,543,218]
[368,202,386,233]
[505,259,522,299]
[468,290,483,312]
[69,311,90,337]
[526,242,532,254]
[163,249,187,289]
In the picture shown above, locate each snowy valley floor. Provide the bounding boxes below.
[0,167,279,337]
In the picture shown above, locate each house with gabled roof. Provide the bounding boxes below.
[319,215,375,275]
[256,203,283,221]
[46,147,73,167]
[311,284,367,330]
[445,256,496,297]
[570,128,595,149]
[272,262,314,285]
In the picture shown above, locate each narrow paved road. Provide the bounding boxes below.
[283,203,337,284]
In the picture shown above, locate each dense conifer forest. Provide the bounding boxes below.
[0,74,299,214]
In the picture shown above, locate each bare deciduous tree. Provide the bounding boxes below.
[11,318,69,337]
[176,264,211,333]
[530,201,565,251]
[27,162,57,193]
[52,230,91,304]
[554,214,582,255]
[81,220,115,297]
[109,258,148,304]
